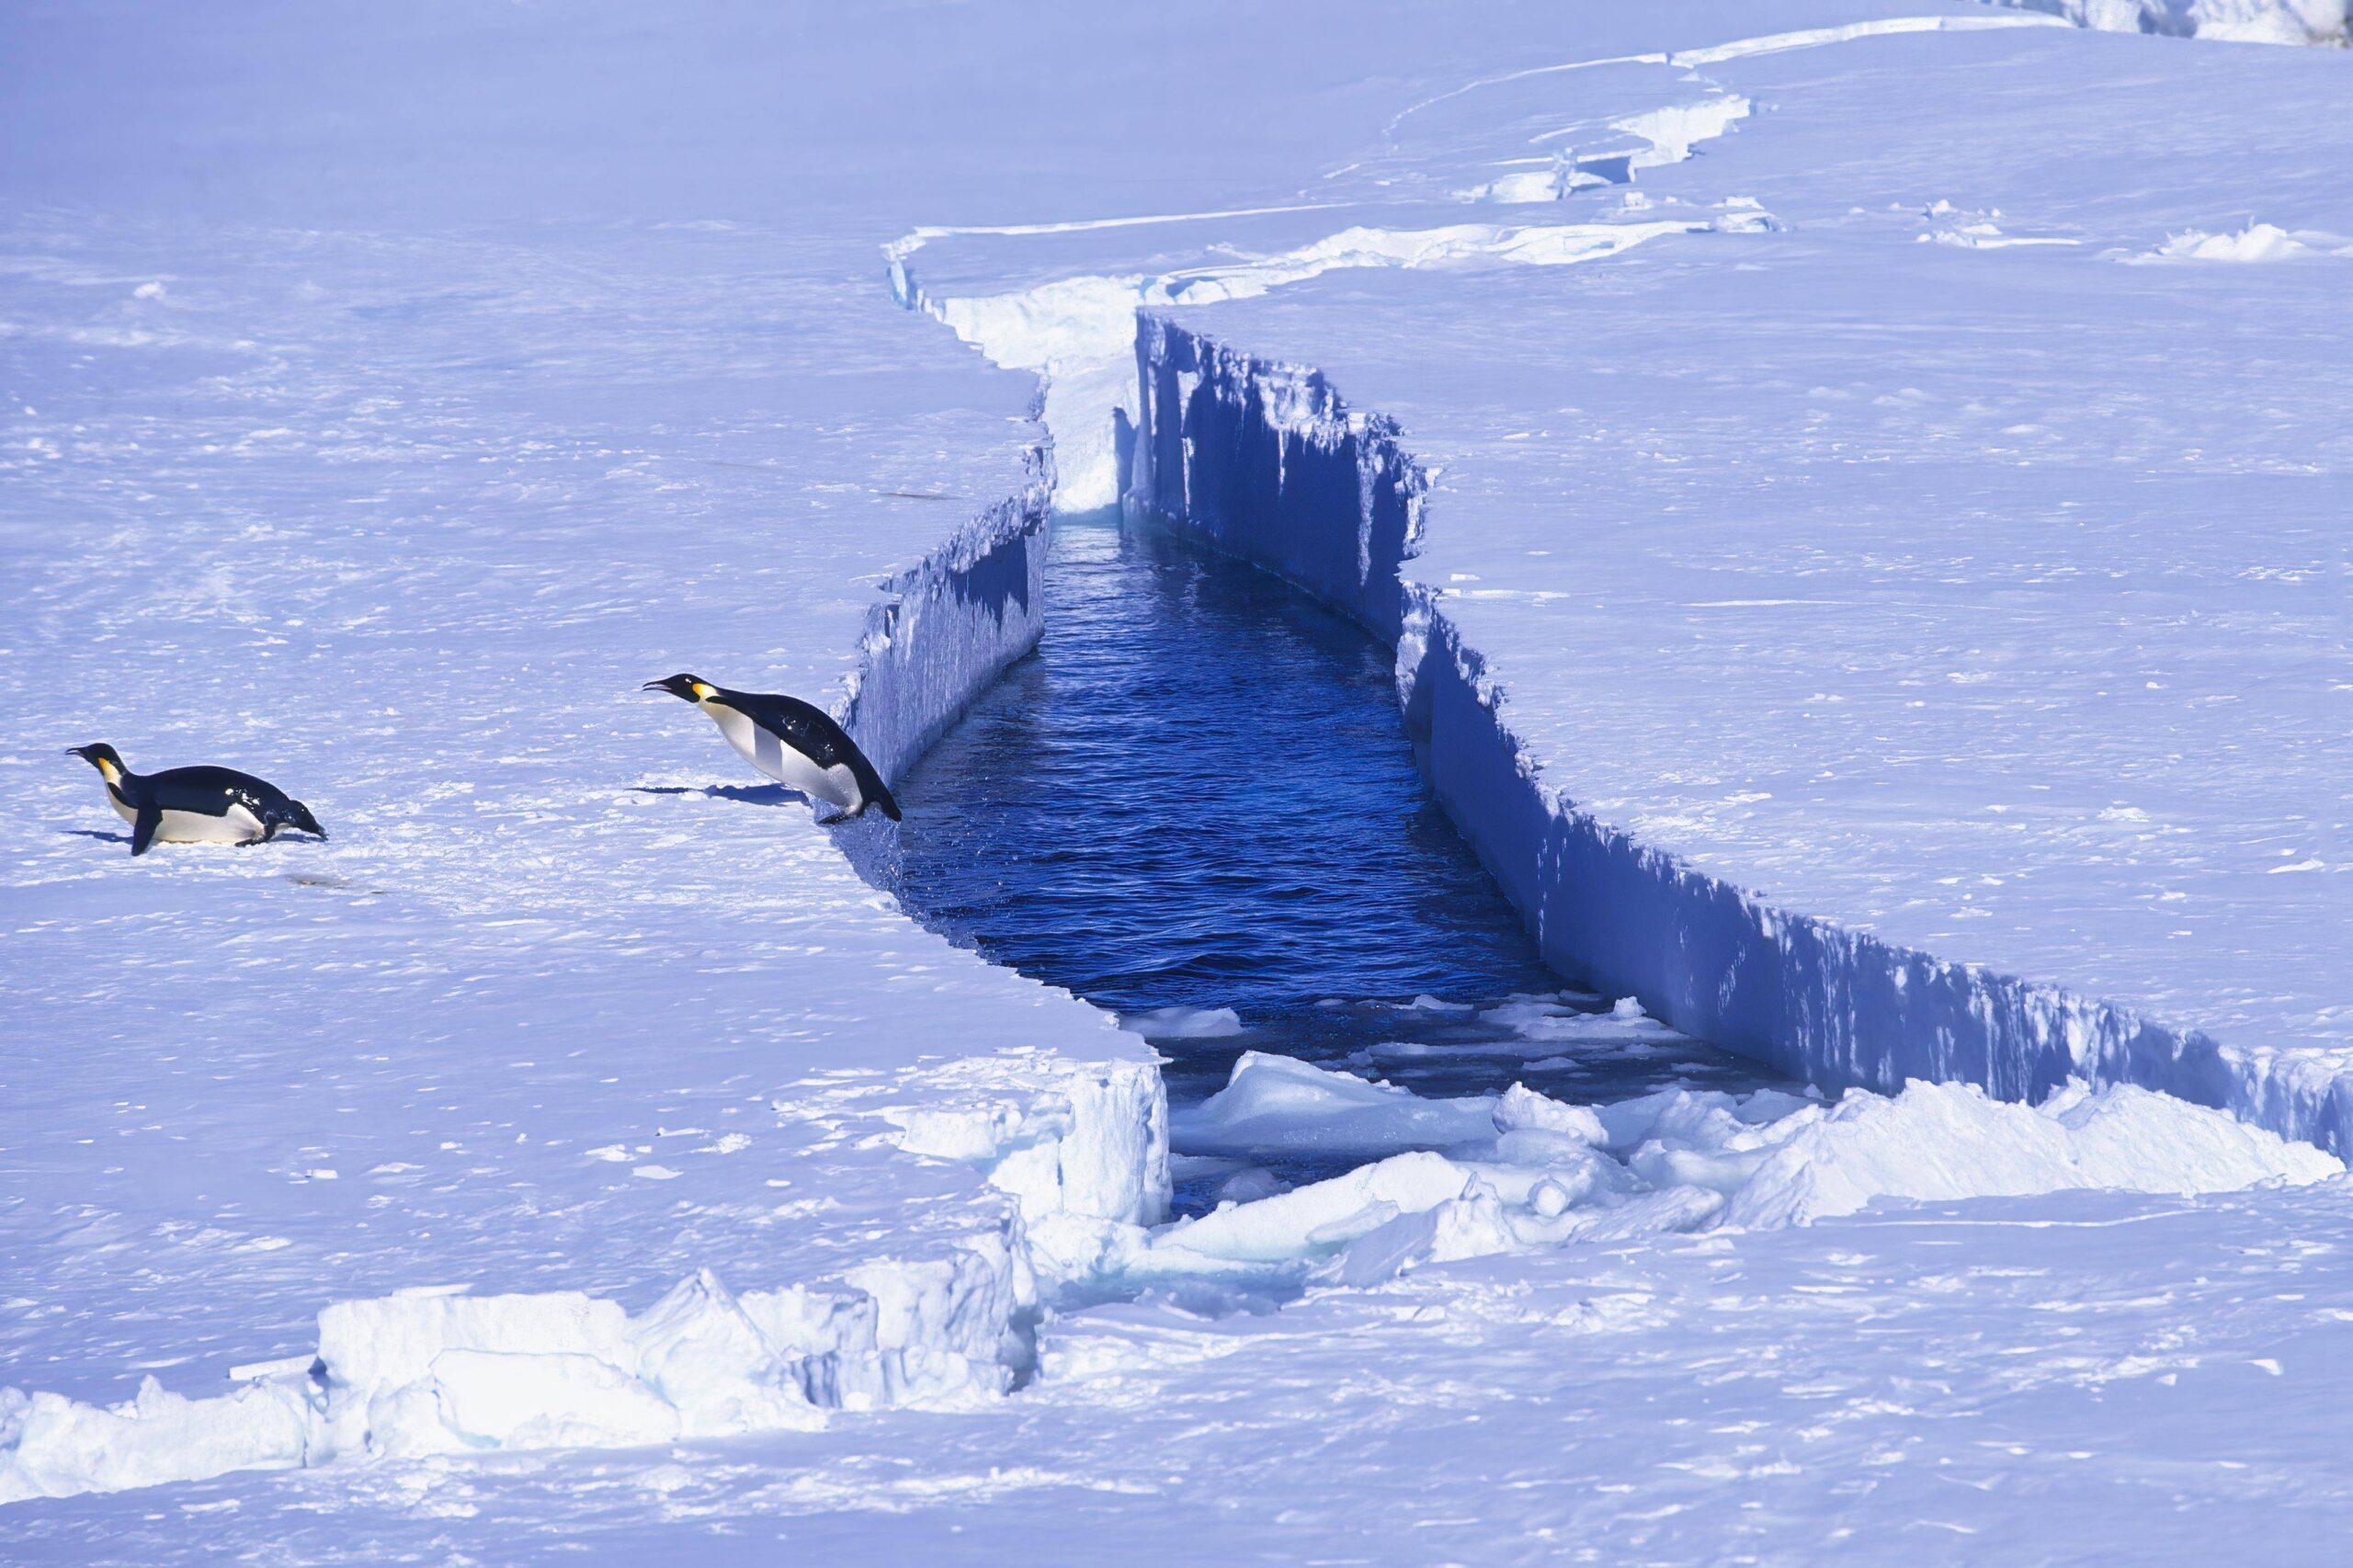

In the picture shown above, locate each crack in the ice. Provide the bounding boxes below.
[1374,11,2068,154]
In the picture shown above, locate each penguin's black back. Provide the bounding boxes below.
[718,687,902,821]
[719,689,857,767]
[144,765,294,816]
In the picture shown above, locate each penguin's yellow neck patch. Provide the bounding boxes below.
[689,681,717,701]
[96,758,121,784]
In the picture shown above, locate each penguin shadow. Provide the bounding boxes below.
[631,786,905,858]
[66,827,328,850]
[633,782,809,809]
[285,871,389,896]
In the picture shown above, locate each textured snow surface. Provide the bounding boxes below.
[7,0,2353,1554]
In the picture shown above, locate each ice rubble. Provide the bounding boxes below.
[1115,1005,1246,1039]
[1145,1055,2336,1288]
[1461,94,1753,204]
[2136,221,2325,262]
[2005,0,2349,47]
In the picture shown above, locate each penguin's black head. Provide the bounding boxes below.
[642,674,715,703]
[68,743,124,780]
[286,800,327,840]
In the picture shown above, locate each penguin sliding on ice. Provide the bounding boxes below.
[642,675,902,824]
[68,744,326,857]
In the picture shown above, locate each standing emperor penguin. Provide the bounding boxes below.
[642,675,902,824]
[68,744,326,857]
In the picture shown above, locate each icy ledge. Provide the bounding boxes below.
[1127,318,2353,1157]
[843,440,1055,785]
[0,461,1174,1506]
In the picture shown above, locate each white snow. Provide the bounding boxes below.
[1115,1005,1245,1039]
[2140,220,2315,261]
[1173,1051,1498,1156]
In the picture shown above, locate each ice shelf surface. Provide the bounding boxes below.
[6,0,2353,1556]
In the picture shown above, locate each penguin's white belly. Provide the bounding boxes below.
[704,704,857,809]
[159,805,265,845]
[111,792,264,845]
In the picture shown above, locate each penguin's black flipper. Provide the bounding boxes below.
[130,803,161,858]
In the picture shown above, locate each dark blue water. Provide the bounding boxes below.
[891,511,1774,1198]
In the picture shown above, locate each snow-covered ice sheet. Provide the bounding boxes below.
[7,0,2353,1551]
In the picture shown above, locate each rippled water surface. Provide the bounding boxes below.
[892,512,1777,1158]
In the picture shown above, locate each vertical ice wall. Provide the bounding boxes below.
[1129,317,2353,1157]
[1130,335,1423,644]
[846,443,1055,784]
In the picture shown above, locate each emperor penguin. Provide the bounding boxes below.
[69,744,326,857]
[642,674,902,824]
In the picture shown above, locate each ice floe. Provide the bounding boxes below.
[2137,222,2313,263]
[1141,1056,2338,1289]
